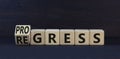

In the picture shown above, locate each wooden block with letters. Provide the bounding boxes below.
[45,29,59,45]
[60,29,74,45]
[75,29,89,45]
[31,29,45,45]
[15,25,31,45]
[90,29,104,45]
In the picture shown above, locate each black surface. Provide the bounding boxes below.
[0,0,120,59]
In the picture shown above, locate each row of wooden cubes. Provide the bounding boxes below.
[15,25,104,45]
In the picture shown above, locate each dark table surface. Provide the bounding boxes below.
[0,0,120,59]
[0,45,120,59]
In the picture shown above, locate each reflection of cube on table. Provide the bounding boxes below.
[15,25,31,45]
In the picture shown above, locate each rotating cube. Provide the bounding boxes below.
[15,25,31,45]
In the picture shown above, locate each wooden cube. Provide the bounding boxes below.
[90,29,104,45]
[60,29,74,45]
[45,29,59,45]
[75,29,89,45]
[15,25,31,45]
[30,29,45,45]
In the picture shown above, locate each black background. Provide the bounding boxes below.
[0,0,120,59]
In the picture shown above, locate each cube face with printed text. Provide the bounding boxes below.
[15,25,31,45]
[75,29,89,45]
[60,29,74,45]
[30,29,45,45]
[45,29,59,45]
[90,29,104,45]
[14,25,105,45]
